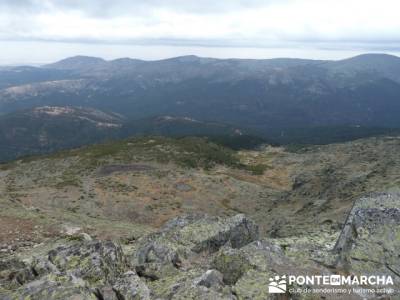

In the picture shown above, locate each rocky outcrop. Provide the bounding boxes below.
[134,214,259,280]
[0,214,260,300]
[0,240,127,299]
[212,240,312,298]
[334,192,400,281]
[1,208,399,299]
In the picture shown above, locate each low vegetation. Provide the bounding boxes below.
[8,136,253,173]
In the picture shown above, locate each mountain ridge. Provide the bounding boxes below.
[42,53,399,70]
[1,52,400,154]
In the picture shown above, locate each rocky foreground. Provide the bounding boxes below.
[1,192,399,300]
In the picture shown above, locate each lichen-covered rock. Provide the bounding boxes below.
[135,236,182,280]
[46,240,125,285]
[0,239,127,299]
[213,248,251,285]
[213,240,324,299]
[334,192,400,286]
[232,269,271,300]
[193,269,224,289]
[213,240,295,286]
[135,214,259,279]
[0,258,36,289]
[147,268,204,299]
[166,269,235,300]
[335,192,400,252]
[6,207,399,299]
[112,271,151,300]
[238,240,289,273]
[2,274,97,300]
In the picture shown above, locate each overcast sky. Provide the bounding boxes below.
[1,0,400,64]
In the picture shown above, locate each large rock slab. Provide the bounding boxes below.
[334,192,400,288]
[213,240,296,298]
[135,214,259,279]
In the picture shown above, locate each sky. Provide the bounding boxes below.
[1,0,400,64]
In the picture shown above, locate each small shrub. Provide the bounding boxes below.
[246,164,269,175]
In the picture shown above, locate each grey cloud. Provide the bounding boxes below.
[0,0,399,53]
[0,0,34,7]
[0,0,276,17]
[0,0,40,13]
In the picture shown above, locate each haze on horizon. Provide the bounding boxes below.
[1,0,400,65]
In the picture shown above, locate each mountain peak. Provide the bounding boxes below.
[328,53,400,81]
[338,53,400,64]
[44,56,107,70]
[168,55,200,60]
[160,55,216,64]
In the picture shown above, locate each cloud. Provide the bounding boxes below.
[0,0,274,17]
[0,0,399,50]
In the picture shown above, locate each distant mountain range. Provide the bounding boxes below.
[1,53,400,161]
[0,106,250,161]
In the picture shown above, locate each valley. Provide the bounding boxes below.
[1,135,400,299]
[1,135,399,252]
